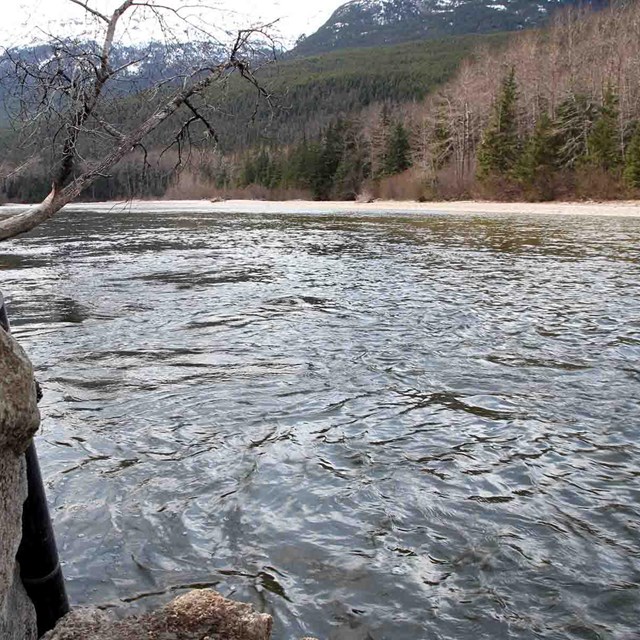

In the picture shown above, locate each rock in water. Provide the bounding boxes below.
[0,565,38,640]
[0,328,41,455]
[43,590,273,640]
[0,329,40,639]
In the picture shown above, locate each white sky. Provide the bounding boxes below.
[1,0,343,48]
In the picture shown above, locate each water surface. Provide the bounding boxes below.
[1,205,639,639]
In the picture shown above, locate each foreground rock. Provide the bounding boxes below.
[0,328,40,639]
[44,589,274,640]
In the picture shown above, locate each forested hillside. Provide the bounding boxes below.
[204,32,507,151]
[1,2,637,203]
[0,32,506,202]
[174,1,638,203]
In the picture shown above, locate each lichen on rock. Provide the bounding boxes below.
[0,328,41,455]
[0,328,40,639]
[44,589,274,640]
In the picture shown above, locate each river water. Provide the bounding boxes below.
[1,204,639,639]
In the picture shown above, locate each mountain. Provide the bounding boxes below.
[0,32,501,151]
[292,0,609,56]
[0,0,621,204]
[0,41,226,125]
[0,39,277,116]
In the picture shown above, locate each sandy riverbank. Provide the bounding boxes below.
[2,199,640,217]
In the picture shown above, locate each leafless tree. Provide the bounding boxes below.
[0,0,275,241]
[404,0,640,198]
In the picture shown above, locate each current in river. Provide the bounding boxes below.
[1,204,639,639]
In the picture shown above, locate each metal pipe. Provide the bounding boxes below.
[1,292,70,637]
[18,444,70,637]
[0,292,9,332]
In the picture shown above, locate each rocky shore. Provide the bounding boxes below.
[0,327,40,639]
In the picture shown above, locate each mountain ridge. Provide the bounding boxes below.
[293,0,609,56]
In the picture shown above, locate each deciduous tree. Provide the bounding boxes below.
[0,0,273,241]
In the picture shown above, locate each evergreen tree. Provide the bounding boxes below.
[383,122,412,175]
[623,124,640,190]
[333,122,370,199]
[477,67,521,180]
[254,150,271,186]
[238,149,283,189]
[312,120,346,200]
[281,139,322,191]
[584,85,622,172]
[214,166,230,190]
[240,155,257,187]
[514,112,559,200]
[371,104,392,179]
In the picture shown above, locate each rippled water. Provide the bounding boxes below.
[2,205,640,639]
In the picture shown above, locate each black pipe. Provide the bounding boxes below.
[1,293,69,636]
[0,292,9,332]
[18,444,70,637]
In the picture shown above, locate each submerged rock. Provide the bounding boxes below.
[44,589,273,640]
[0,328,40,639]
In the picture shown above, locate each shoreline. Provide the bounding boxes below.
[2,198,640,218]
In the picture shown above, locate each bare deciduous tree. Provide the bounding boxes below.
[0,0,274,241]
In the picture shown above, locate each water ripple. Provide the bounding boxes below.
[1,207,639,639]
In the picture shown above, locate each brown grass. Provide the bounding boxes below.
[373,169,430,201]
[574,167,625,201]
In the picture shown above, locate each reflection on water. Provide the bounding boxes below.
[1,207,640,640]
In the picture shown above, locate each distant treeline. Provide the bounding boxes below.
[1,156,173,204]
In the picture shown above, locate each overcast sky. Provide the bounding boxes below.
[1,0,343,48]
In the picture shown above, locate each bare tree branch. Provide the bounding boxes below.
[0,38,260,240]
[183,97,218,143]
[68,0,110,23]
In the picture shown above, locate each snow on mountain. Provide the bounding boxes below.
[293,0,608,55]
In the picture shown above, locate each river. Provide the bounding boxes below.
[1,204,639,639]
